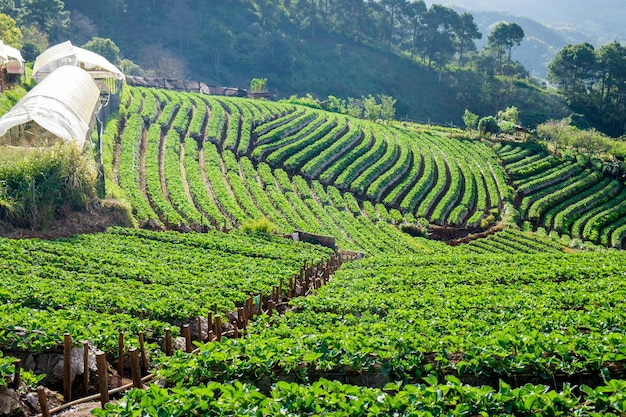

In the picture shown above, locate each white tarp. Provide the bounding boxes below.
[0,40,24,63]
[0,66,101,147]
[33,40,124,82]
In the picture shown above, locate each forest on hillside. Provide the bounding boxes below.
[0,0,575,127]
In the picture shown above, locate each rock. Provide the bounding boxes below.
[47,342,98,386]
[0,387,21,416]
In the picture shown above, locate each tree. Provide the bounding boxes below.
[419,4,459,75]
[478,116,499,136]
[462,109,479,132]
[402,0,426,57]
[453,12,481,67]
[379,94,396,123]
[363,94,382,121]
[140,44,188,79]
[547,43,596,96]
[487,22,524,73]
[18,0,70,40]
[250,77,268,93]
[82,37,120,64]
[20,24,47,61]
[0,13,21,48]
[68,10,98,46]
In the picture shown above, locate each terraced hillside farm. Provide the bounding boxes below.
[107,86,626,249]
[107,87,516,252]
[5,84,626,416]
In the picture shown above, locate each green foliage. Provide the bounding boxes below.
[462,109,479,131]
[478,116,500,136]
[0,143,97,229]
[282,94,322,110]
[0,86,26,117]
[241,217,278,235]
[0,13,21,48]
[81,36,120,63]
[249,77,268,93]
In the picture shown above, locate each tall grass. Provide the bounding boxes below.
[0,143,98,229]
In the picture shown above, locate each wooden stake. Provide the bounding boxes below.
[208,312,213,334]
[83,342,89,395]
[129,348,142,388]
[12,359,21,389]
[279,278,283,302]
[237,307,244,328]
[117,332,124,377]
[207,330,213,342]
[37,386,50,417]
[96,351,109,407]
[165,328,173,356]
[233,321,239,338]
[215,315,222,342]
[138,332,148,374]
[197,317,203,342]
[268,300,274,317]
[183,324,192,353]
[63,333,72,401]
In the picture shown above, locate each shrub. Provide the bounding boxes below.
[0,143,97,229]
[241,217,278,235]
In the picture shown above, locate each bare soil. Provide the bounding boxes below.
[0,199,133,239]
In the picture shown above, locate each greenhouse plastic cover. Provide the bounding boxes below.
[0,40,23,63]
[33,40,124,82]
[0,66,101,147]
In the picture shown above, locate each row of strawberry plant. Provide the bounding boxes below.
[250,105,302,138]
[318,127,373,184]
[415,143,448,219]
[363,127,412,201]
[351,126,400,197]
[546,177,618,231]
[515,160,582,196]
[526,170,603,222]
[201,95,226,145]
[264,116,338,167]
[519,168,592,217]
[300,121,363,179]
[283,116,351,172]
[115,114,161,226]
[221,150,265,221]
[0,228,332,353]
[163,130,204,228]
[183,138,230,229]
[135,250,626,388]
[144,123,186,227]
[334,128,386,190]
[253,109,316,147]
[202,142,249,225]
[238,156,292,231]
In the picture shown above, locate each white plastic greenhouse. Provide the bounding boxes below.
[32,40,124,93]
[0,66,101,148]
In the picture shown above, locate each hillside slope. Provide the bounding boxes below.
[104,86,626,250]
